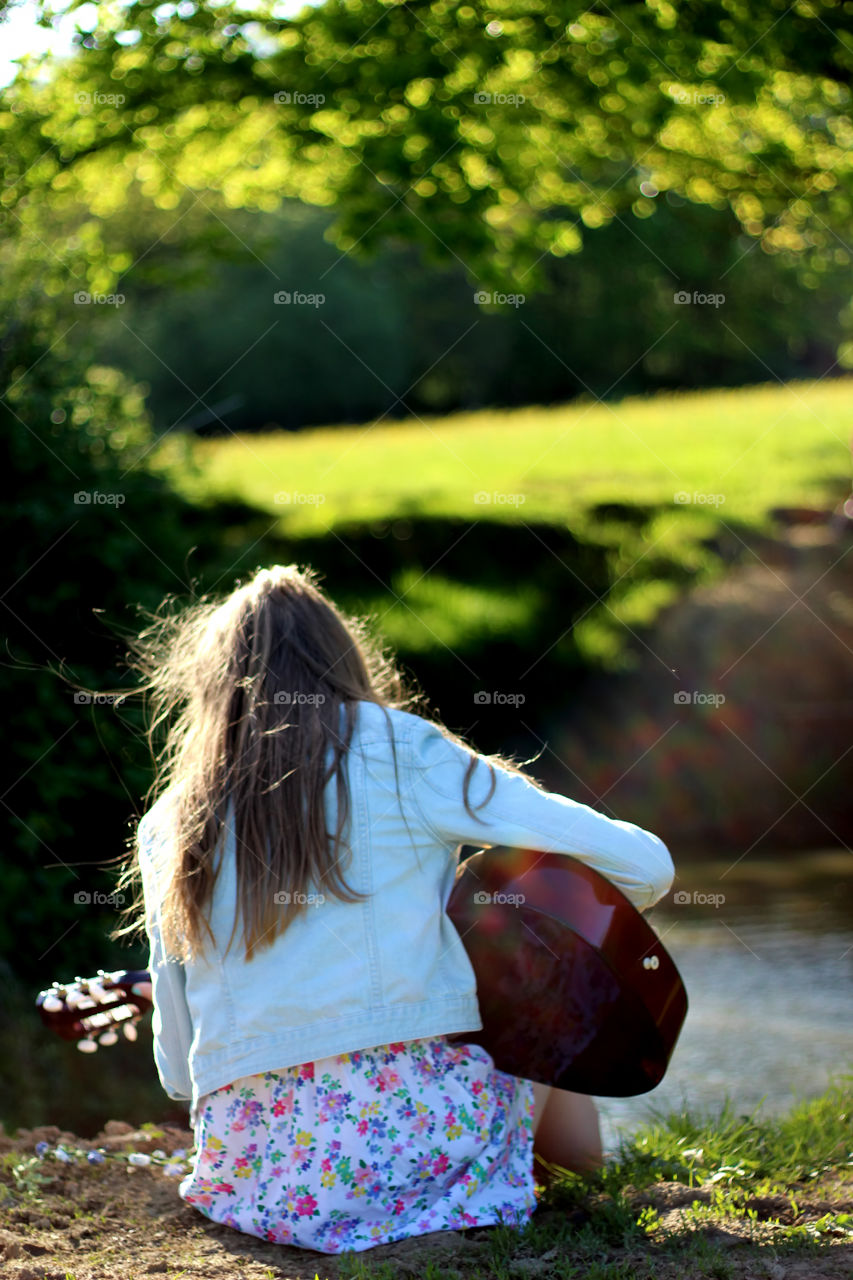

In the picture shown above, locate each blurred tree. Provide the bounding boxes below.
[88,197,850,433]
[2,0,851,295]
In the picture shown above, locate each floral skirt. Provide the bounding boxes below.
[179,1036,537,1253]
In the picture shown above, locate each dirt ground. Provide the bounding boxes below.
[1,1121,851,1280]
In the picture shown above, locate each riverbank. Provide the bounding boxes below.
[1,1079,850,1280]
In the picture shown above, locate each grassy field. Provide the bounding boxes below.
[150,378,853,666]
[2,1077,850,1278]
[153,378,852,533]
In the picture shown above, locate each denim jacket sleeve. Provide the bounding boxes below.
[137,811,194,1102]
[410,720,674,911]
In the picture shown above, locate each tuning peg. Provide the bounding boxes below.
[123,1022,138,1042]
[77,1039,98,1054]
[98,1030,118,1046]
[40,994,64,1013]
[67,991,96,1011]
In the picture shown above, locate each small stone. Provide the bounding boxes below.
[103,1121,135,1136]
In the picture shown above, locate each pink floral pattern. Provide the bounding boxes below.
[180,1037,536,1253]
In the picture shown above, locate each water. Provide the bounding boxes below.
[595,861,853,1151]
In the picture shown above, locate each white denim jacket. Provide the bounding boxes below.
[138,701,674,1114]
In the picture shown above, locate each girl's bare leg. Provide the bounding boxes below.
[530,1082,603,1180]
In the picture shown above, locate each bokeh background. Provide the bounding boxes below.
[1,0,851,1142]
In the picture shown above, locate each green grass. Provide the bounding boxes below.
[2,1078,850,1278]
[150,378,853,668]
[154,378,853,536]
[622,1075,852,1188]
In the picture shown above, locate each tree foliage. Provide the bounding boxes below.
[4,0,852,291]
[91,197,851,434]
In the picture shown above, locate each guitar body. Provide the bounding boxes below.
[446,847,687,1097]
[38,848,687,1096]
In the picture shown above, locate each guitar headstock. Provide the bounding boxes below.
[36,969,152,1052]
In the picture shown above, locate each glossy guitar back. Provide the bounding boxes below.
[446,847,688,1097]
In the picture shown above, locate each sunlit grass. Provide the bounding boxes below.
[147,378,852,667]
[616,1074,853,1189]
[152,378,853,536]
[358,570,544,655]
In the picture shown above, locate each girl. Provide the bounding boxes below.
[117,563,674,1254]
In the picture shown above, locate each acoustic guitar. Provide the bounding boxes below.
[446,846,687,1096]
[36,845,687,1097]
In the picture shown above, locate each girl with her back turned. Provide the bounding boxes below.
[117,564,674,1254]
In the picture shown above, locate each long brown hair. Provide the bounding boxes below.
[112,564,541,963]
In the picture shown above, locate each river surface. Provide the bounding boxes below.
[594,851,853,1153]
